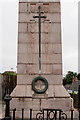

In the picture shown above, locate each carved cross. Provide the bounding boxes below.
[33,6,46,73]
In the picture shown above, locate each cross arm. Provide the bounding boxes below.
[41,16,46,18]
[33,16,39,18]
[33,16,46,18]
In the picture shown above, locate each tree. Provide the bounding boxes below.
[77,73,80,80]
[63,71,77,85]
[63,77,67,85]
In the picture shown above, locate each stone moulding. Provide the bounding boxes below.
[19,0,60,3]
[11,85,70,98]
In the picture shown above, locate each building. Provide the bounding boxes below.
[65,80,80,94]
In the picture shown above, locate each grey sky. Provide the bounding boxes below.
[0,0,78,76]
[61,0,78,76]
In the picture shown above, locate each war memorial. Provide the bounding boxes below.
[10,0,73,119]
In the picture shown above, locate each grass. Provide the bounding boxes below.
[4,71,17,76]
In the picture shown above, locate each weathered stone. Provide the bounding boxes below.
[19,13,38,22]
[17,75,37,85]
[26,64,39,74]
[27,2,60,13]
[41,64,53,74]
[46,13,61,23]
[28,3,38,13]
[28,22,38,33]
[32,99,40,110]
[11,98,40,111]
[18,33,61,43]
[49,3,60,13]
[52,64,62,74]
[18,53,39,64]
[18,33,38,43]
[19,13,60,23]
[41,44,53,54]
[18,23,27,33]
[26,85,32,97]
[42,23,61,33]
[41,54,62,64]
[18,43,61,55]
[41,98,73,111]
[17,64,39,75]
[48,85,54,97]
[10,85,26,97]
[54,85,70,97]
[19,13,29,23]
[10,97,32,110]
[42,75,62,84]
[28,22,61,33]
[19,13,38,23]
[19,3,27,12]
[32,94,48,98]
[41,22,61,33]
[52,44,62,53]
[17,75,62,85]
[10,97,73,117]
[42,33,61,43]
[41,44,61,54]
[18,43,39,54]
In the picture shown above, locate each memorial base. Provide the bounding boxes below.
[10,85,73,119]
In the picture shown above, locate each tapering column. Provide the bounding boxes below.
[10,0,73,118]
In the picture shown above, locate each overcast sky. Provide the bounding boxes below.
[0,0,79,76]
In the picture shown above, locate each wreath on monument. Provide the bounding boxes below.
[32,76,48,94]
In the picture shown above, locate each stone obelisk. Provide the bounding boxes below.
[10,0,73,118]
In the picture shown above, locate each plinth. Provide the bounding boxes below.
[10,0,73,118]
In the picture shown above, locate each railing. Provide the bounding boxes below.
[12,108,74,120]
